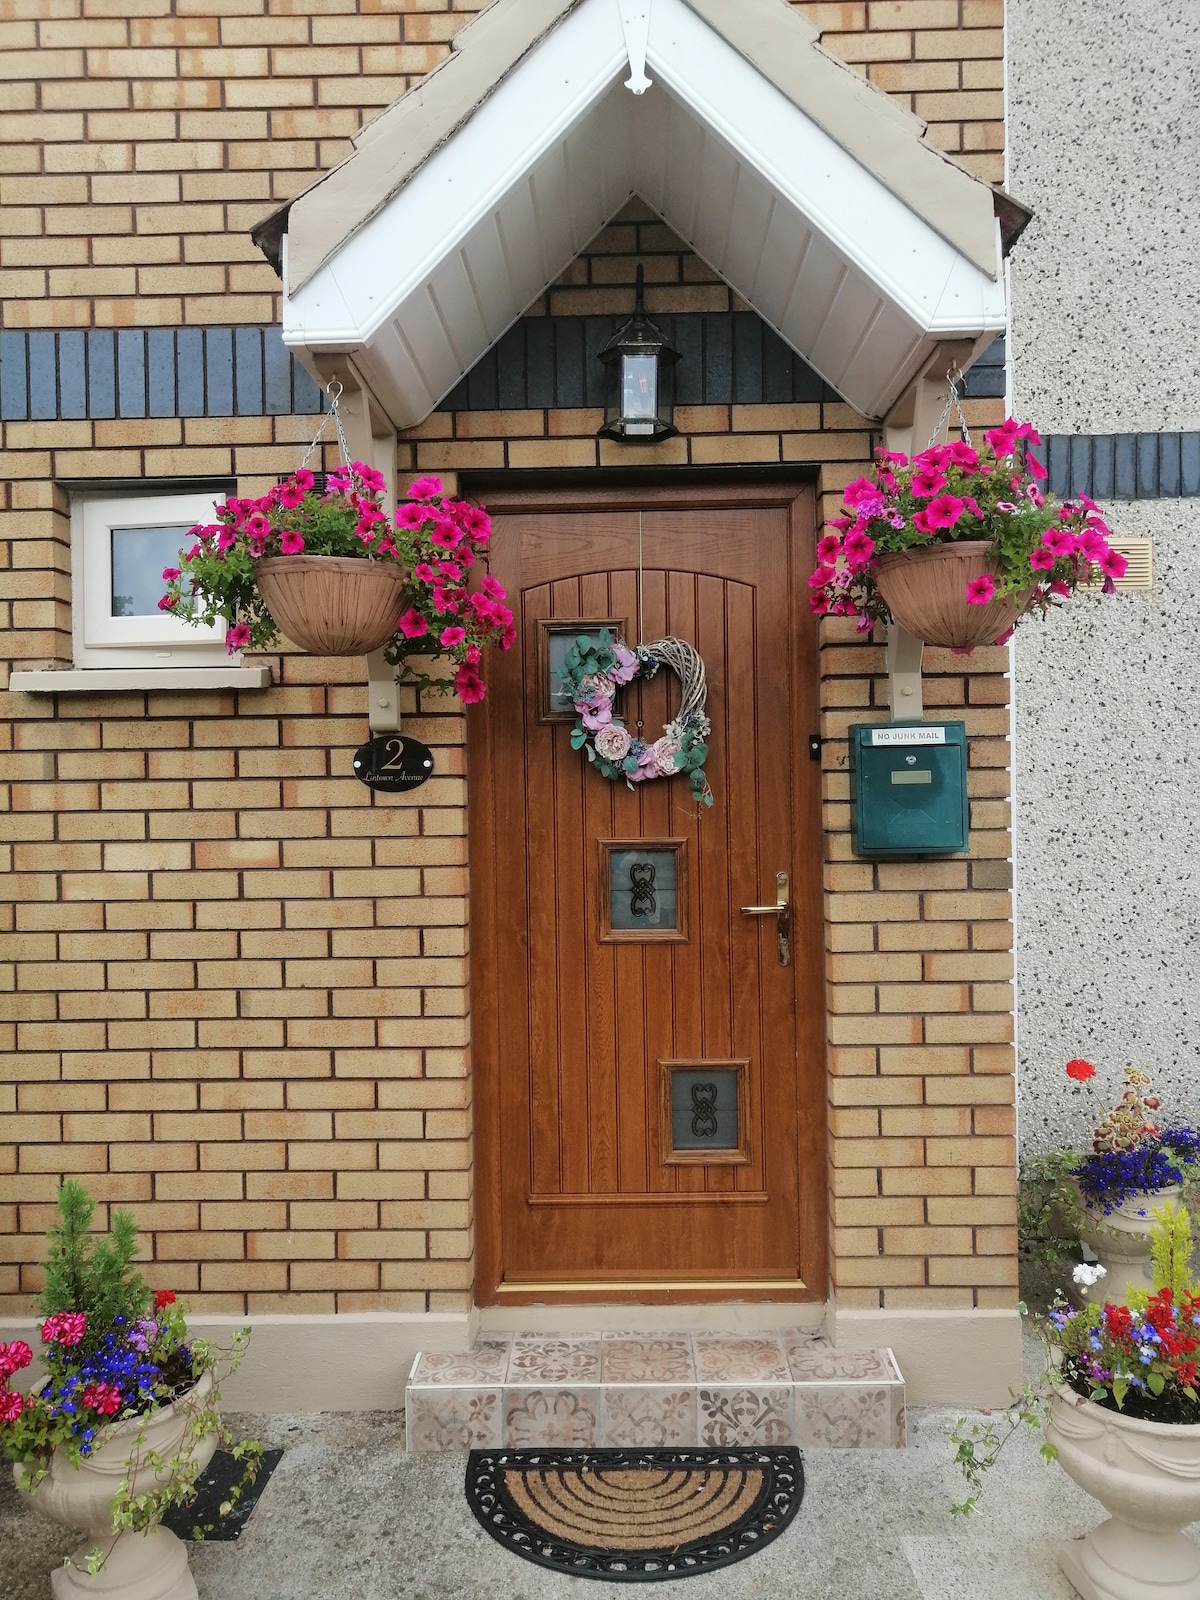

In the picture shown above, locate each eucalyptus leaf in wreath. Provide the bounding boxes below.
[559,628,714,806]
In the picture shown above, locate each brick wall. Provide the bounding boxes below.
[0,0,1014,1320]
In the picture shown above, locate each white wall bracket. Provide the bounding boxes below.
[880,338,977,720]
[886,626,924,720]
[617,0,652,93]
[312,354,403,735]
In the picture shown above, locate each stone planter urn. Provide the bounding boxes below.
[16,1371,217,1600]
[1078,1185,1183,1306]
[1047,1382,1200,1600]
[254,553,409,655]
[873,540,1032,650]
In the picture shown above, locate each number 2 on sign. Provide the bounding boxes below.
[380,739,406,771]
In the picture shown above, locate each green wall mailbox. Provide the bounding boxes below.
[850,721,968,857]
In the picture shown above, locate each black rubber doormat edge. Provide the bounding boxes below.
[465,1445,804,1582]
[160,1446,284,1542]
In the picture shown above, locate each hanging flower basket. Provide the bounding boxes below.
[808,402,1128,651]
[157,383,514,703]
[873,541,1033,650]
[252,553,410,656]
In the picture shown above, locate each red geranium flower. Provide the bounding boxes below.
[155,1290,176,1310]
[1065,1058,1097,1082]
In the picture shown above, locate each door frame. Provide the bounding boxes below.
[466,477,828,1305]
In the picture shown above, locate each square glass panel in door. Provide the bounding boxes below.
[111,524,195,616]
[599,839,688,942]
[659,1060,750,1165]
[536,618,626,722]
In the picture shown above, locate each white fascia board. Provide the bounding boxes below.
[283,1,628,350]
[644,0,1006,338]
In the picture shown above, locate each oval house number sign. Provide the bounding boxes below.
[352,734,435,793]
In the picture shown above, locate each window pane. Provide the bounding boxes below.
[111,524,194,617]
[608,847,678,931]
[621,353,657,419]
[669,1068,740,1152]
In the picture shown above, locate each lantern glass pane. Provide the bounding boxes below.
[622,353,658,423]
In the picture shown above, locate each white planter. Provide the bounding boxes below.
[1078,1185,1183,1306]
[1047,1382,1200,1600]
[16,1371,217,1600]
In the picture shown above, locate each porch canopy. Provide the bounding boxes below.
[255,0,1028,428]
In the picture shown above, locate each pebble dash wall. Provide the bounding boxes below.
[0,0,1014,1332]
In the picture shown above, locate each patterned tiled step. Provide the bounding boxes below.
[405,1329,904,1453]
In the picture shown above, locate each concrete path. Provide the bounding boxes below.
[2,1395,1107,1600]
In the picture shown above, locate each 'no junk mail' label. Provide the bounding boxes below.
[871,727,947,747]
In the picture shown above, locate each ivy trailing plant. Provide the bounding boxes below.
[0,1181,261,1571]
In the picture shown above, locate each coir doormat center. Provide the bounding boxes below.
[465,1446,804,1581]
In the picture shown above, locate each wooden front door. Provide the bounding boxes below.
[470,484,825,1302]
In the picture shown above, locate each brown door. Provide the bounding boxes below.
[470,484,825,1303]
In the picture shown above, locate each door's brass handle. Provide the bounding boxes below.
[740,873,790,966]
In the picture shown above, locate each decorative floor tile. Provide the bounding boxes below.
[600,1336,695,1383]
[411,1339,510,1386]
[508,1337,601,1384]
[697,1386,794,1446]
[503,1386,601,1447]
[785,1344,898,1383]
[406,1386,502,1451]
[793,1383,895,1449]
[600,1386,697,1447]
[692,1335,790,1384]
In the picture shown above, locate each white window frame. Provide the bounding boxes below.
[72,490,236,668]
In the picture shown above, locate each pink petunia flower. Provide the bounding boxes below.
[912,508,938,536]
[842,476,878,508]
[280,529,305,554]
[161,566,180,582]
[815,533,842,563]
[843,529,875,569]
[809,594,831,615]
[395,502,428,531]
[458,506,491,541]
[246,512,271,538]
[1100,546,1128,579]
[964,574,997,606]
[1049,579,1071,597]
[875,449,909,467]
[439,625,467,647]
[398,608,428,640]
[225,622,251,655]
[1029,548,1055,571]
[480,574,506,600]
[408,475,443,501]
[216,527,237,553]
[924,494,965,530]
[1042,526,1076,558]
[437,560,463,581]
[947,441,979,470]
[157,594,178,611]
[910,467,947,498]
[413,563,438,584]
[985,420,1020,456]
[1026,450,1048,481]
[807,563,836,590]
[1076,527,1107,561]
[430,520,463,550]
[454,665,486,704]
[279,482,305,510]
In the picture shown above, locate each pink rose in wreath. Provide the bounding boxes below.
[594,724,632,762]
[651,736,681,776]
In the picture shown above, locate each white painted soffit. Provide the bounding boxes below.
[274,0,1013,427]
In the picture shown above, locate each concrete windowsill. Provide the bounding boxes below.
[9,667,273,692]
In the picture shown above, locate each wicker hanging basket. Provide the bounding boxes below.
[873,541,1032,650]
[254,555,410,656]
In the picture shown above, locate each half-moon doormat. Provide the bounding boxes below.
[465,1446,804,1581]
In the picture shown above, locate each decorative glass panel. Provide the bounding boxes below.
[658,1060,750,1166]
[536,618,626,722]
[598,839,688,943]
[111,524,193,617]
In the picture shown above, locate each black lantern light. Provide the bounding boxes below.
[597,265,680,443]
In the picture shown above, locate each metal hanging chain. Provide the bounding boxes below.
[926,363,973,448]
[298,379,354,472]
